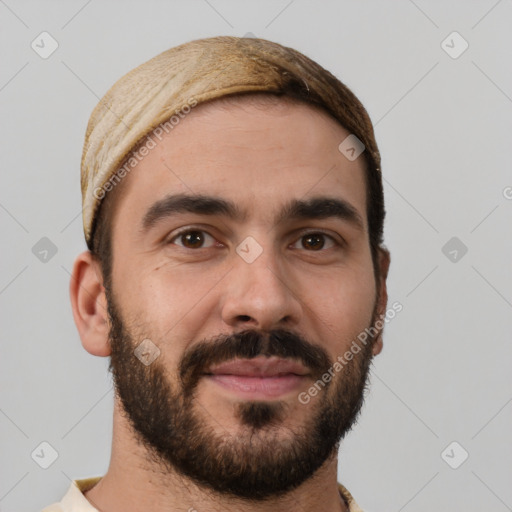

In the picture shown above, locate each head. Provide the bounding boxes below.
[70,36,390,500]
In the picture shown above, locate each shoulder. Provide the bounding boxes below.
[40,504,63,512]
[39,476,102,512]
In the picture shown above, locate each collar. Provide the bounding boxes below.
[61,477,364,511]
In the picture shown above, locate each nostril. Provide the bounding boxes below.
[238,315,252,322]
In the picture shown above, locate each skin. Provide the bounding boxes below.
[70,96,390,512]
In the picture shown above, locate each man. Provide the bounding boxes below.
[43,35,390,512]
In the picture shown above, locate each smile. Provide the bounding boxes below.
[207,374,307,398]
[204,356,310,399]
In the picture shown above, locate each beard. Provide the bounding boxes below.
[106,290,379,501]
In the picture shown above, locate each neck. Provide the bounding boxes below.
[84,402,348,512]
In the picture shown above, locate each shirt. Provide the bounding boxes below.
[41,477,364,511]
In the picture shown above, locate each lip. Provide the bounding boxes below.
[207,356,310,378]
[204,357,310,399]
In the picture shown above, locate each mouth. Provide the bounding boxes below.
[203,356,310,399]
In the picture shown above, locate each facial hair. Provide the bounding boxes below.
[106,292,379,501]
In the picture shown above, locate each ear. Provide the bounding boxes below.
[372,247,391,356]
[69,251,111,356]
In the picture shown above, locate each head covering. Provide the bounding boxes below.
[81,35,381,248]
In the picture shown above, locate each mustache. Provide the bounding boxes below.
[179,329,333,393]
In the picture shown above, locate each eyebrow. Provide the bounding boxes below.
[141,193,365,233]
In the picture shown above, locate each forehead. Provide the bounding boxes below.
[110,96,368,231]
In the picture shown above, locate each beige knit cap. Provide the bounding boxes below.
[81,35,380,248]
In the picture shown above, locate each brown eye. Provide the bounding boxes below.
[170,230,216,249]
[302,234,325,251]
[292,232,337,251]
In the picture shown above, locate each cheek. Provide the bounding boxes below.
[306,254,375,304]
[119,262,226,354]
[121,258,210,311]
[302,263,376,352]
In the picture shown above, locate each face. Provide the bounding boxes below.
[104,97,386,499]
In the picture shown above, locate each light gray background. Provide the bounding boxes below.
[1,1,511,511]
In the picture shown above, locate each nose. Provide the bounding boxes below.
[220,242,303,332]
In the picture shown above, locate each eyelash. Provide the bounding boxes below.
[167,227,342,251]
